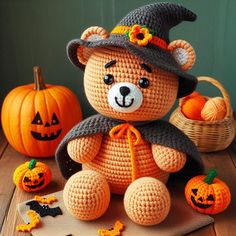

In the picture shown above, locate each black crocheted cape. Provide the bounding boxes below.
[56,114,203,179]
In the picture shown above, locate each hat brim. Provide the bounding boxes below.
[67,36,197,98]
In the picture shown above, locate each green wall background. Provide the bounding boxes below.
[0,0,236,118]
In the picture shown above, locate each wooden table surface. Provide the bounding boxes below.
[0,122,236,236]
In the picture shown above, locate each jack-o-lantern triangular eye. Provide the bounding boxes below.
[23,176,31,182]
[38,173,44,178]
[51,113,60,125]
[192,188,198,195]
[31,112,43,125]
[206,194,214,201]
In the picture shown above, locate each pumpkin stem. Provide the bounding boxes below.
[28,159,37,170]
[33,66,46,90]
[204,169,218,184]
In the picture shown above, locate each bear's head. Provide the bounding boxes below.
[67,3,197,121]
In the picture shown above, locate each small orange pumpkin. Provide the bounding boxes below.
[185,169,231,214]
[13,159,52,192]
[181,92,206,120]
[1,66,82,157]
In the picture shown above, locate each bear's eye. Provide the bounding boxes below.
[104,74,114,85]
[139,77,149,88]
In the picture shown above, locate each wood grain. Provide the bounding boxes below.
[0,143,28,232]
[2,189,31,236]
[0,128,7,158]
[187,224,216,236]
[0,128,66,235]
[201,149,236,236]
[2,162,66,236]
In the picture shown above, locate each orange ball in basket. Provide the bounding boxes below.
[181,92,206,120]
[201,97,226,121]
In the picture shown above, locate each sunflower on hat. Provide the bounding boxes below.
[127,24,153,46]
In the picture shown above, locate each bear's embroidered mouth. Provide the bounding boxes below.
[190,196,213,209]
[108,82,143,113]
[115,97,134,108]
[31,129,62,141]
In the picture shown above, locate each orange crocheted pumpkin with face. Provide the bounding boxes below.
[13,159,52,192]
[185,169,231,214]
[57,3,203,226]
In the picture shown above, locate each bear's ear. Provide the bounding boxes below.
[77,26,109,65]
[168,40,196,71]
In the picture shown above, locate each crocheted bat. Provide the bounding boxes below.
[34,195,58,204]
[26,200,62,217]
[98,220,124,236]
[16,210,40,232]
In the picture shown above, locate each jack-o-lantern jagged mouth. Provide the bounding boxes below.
[115,97,134,108]
[31,129,62,141]
[190,196,213,209]
[25,179,45,189]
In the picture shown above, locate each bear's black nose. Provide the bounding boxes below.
[119,86,130,96]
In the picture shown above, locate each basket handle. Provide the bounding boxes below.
[197,76,232,118]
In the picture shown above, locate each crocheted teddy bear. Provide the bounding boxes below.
[56,2,202,226]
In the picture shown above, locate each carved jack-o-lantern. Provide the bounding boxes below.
[31,112,62,141]
[13,159,52,192]
[1,66,82,157]
[185,169,231,214]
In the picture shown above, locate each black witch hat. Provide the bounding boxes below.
[67,2,197,98]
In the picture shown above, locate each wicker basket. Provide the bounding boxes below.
[169,76,235,152]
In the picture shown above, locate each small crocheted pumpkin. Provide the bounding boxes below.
[185,169,231,214]
[13,159,52,192]
[181,92,206,120]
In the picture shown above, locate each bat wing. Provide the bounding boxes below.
[26,200,62,217]
[26,201,43,216]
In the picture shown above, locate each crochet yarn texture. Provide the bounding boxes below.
[63,170,110,220]
[84,47,178,121]
[67,2,198,98]
[56,114,202,181]
[57,1,203,226]
[124,177,170,225]
[185,170,231,215]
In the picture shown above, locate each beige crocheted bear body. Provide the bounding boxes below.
[66,46,191,191]
[70,134,170,194]
[61,2,199,226]
[64,43,195,225]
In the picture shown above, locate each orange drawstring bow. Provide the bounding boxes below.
[109,123,142,182]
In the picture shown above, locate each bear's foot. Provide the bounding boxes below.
[124,177,170,225]
[63,170,110,220]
